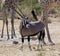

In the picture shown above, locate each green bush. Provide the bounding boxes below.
[56,6,60,11]
[19,0,41,15]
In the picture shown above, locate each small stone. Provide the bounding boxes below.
[13,41,19,44]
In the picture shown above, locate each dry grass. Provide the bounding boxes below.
[0,17,60,56]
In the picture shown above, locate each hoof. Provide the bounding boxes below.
[49,42,55,46]
[20,46,23,51]
[1,36,3,38]
[11,36,14,39]
[29,47,32,51]
[36,48,40,51]
[7,37,10,40]
[43,42,47,46]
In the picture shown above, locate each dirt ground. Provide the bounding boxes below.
[0,17,60,56]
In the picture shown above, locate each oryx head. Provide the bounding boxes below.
[22,17,29,27]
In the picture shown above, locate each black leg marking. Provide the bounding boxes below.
[38,31,42,41]
[37,31,42,49]
[42,30,46,45]
[22,37,24,43]
[28,36,32,51]
[28,36,30,42]
[20,37,24,51]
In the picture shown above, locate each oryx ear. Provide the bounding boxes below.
[25,17,28,20]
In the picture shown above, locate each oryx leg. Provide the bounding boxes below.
[42,30,46,45]
[21,36,24,51]
[28,36,32,51]
[37,31,42,49]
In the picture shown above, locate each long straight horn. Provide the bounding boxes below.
[14,8,24,19]
[15,5,26,18]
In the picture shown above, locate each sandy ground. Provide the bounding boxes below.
[0,17,60,56]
